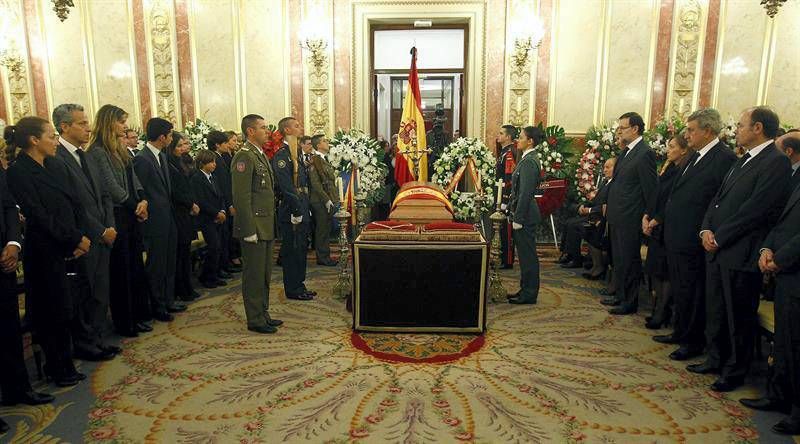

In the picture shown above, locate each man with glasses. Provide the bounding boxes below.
[601,112,657,315]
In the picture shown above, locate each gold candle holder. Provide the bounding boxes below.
[488,199,508,303]
[332,205,352,301]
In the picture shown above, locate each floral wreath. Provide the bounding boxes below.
[572,123,618,202]
[536,124,572,180]
[327,128,388,207]
[184,117,222,156]
[432,137,496,222]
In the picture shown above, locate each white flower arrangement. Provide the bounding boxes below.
[720,115,737,152]
[432,137,496,221]
[183,118,222,156]
[328,128,388,207]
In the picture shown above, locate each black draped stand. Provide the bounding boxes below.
[353,240,488,333]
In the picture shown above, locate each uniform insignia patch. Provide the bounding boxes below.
[236,161,246,172]
[277,160,287,169]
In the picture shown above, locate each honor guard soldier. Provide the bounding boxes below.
[231,114,282,334]
[273,117,316,300]
[496,124,518,268]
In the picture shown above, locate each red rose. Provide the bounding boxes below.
[548,137,557,146]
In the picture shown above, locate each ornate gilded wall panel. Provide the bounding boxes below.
[666,0,706,120]
[0,0,33,122]
[145,0,180,126]
[301,0,334,136]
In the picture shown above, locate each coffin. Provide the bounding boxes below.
[389,182,453,224]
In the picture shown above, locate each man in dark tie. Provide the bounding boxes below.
[52,104,118,361]
[602,112,657,315]
[0,167,54,433]
[652,109,737,361]
[688,106,792,392]
[133,118,187,322]
[739,171,800,434]
[124,129,140,155]
[191,150,227,288]
[207,130,240,274]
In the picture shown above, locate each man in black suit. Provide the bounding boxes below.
[52,104,118,361]
[0,168,54,433]
[653,109,737,361]
[687,107,792,392]
[738,180,800,434]
[124,129,140,155]
[133,118,187,322]
[602,112,657,315]
[777,131,800,190]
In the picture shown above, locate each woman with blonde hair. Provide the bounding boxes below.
[641,129,691,329]
[85,105,151,337]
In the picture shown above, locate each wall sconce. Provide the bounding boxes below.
[51,0,75,22]
[300,37,328,72]
[510,17,545,69]
[761,0,787,18]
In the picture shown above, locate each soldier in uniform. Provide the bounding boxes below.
[508,125,543,305]
[273,117,316,301]
[307,134,339,266]
[496,124,517,269]
[231,114,282,334]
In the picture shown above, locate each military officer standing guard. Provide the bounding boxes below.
[508,125,543,304]
[273,117,316,301]
[308,134,339,266]
[231,114,282,334]
[496,125,517,269]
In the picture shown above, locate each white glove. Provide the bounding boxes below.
[325,200,334,212]
[512,222,523,230]
[291,215,303,225]
[500,203,507,211]
[243,233,258,243]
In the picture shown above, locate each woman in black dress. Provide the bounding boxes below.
[5,117,92,386]
[167,132,200,301]
[642,130,690,329]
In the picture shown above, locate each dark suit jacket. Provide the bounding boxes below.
[763,185,800,274]
[191,170,226,225]
[6,153,86,257]
[212,151,233,208]
[606,138,657,228]
[0,168,22,249]
[791,166,800,191]
[55,144,113,239]
[133,146,174,238]
[701,143,791,270]
[663,142,737,255]
[510,152,542,226]
[167,156,197,244]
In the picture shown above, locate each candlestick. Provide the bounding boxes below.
[336,177,344,203]
[495,179,503,206]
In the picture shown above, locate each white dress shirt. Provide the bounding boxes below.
[625,136,643,157]
[59,136,83,166]
[694,138,719,165]
[147,143,162,166]
[742,139,773,166]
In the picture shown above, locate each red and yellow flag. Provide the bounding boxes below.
[395,47,427,186]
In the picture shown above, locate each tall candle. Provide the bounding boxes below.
[496,179,503,206]
[336,177,344,203]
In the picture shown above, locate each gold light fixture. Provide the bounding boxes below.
[300,37,328,72]
[0,7,23,74]
[761,0,787,18]
[52,0,75,22]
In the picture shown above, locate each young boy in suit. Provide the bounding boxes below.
[191,150,228,288]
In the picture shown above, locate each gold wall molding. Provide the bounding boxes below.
[502,0,540,127]
[0,0,33,122]
[144,0,180,126]
[301,0,334,136]
[665,0,707,120]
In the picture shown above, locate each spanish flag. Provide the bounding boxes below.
[395,47,427,186]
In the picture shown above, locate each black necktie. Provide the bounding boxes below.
[209,174,218,193]
[723,152,751,187]
[75,148,95,190]
[159,152,170,189]
[614,148,629,174]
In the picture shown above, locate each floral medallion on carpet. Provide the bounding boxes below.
[51,264,759,443]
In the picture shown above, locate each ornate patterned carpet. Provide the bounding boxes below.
[0,258,781,443]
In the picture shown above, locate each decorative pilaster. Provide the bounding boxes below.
[145,0,180,126]
[300,0,334,136]
[0,0,33,122]
[666,0,705,120]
